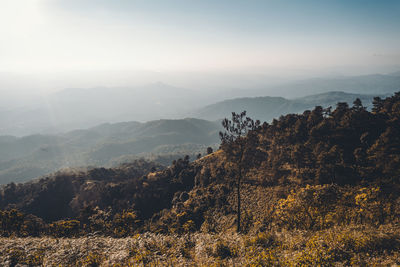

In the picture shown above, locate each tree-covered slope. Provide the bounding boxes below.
[1,92,399,238]
[0,118,220,184]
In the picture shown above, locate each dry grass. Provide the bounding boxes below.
[1,183,399,266]
[1,224,399,266]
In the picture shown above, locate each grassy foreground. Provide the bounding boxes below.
[1,224,399,266]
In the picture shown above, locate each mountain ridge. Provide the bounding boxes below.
[194,91,387,121]
[1,72,399,136]
[0,118,221,185]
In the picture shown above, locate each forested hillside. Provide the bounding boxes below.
[0,118,220,184]
[0,92,400,265]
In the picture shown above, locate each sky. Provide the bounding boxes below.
[1,0,400,75]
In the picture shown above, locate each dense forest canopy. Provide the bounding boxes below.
[252,92,400,185]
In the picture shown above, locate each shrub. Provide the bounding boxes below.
[112,210,140,237]
[49,220,80,237]
[274,185,340,230]
[213,241,232,259]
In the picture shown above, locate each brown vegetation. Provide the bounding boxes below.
[1,224,399,266]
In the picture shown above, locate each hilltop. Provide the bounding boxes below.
[1,92,399,226]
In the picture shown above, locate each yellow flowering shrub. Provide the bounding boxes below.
[112,210,140,237]
[274,184,339,229]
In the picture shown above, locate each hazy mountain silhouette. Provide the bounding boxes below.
[194,91,386,121]
[0,73,399,136]
[241,73,400,98]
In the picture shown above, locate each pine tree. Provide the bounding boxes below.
[219,111,260,232]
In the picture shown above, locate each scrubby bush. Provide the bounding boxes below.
[274,184,340,230]
[112,210,140,237]
[273,184,398,230]
[49,220,80,237]
[213,240,233,259]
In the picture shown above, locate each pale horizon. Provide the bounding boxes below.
[1,0,399,75]
[0,0,399,136]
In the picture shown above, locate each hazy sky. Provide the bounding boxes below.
[1,0,400,74]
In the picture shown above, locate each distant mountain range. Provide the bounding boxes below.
[0,83,203,136]
[0,73,399,136]
[258,73,400,98]
[0,90,394,184]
